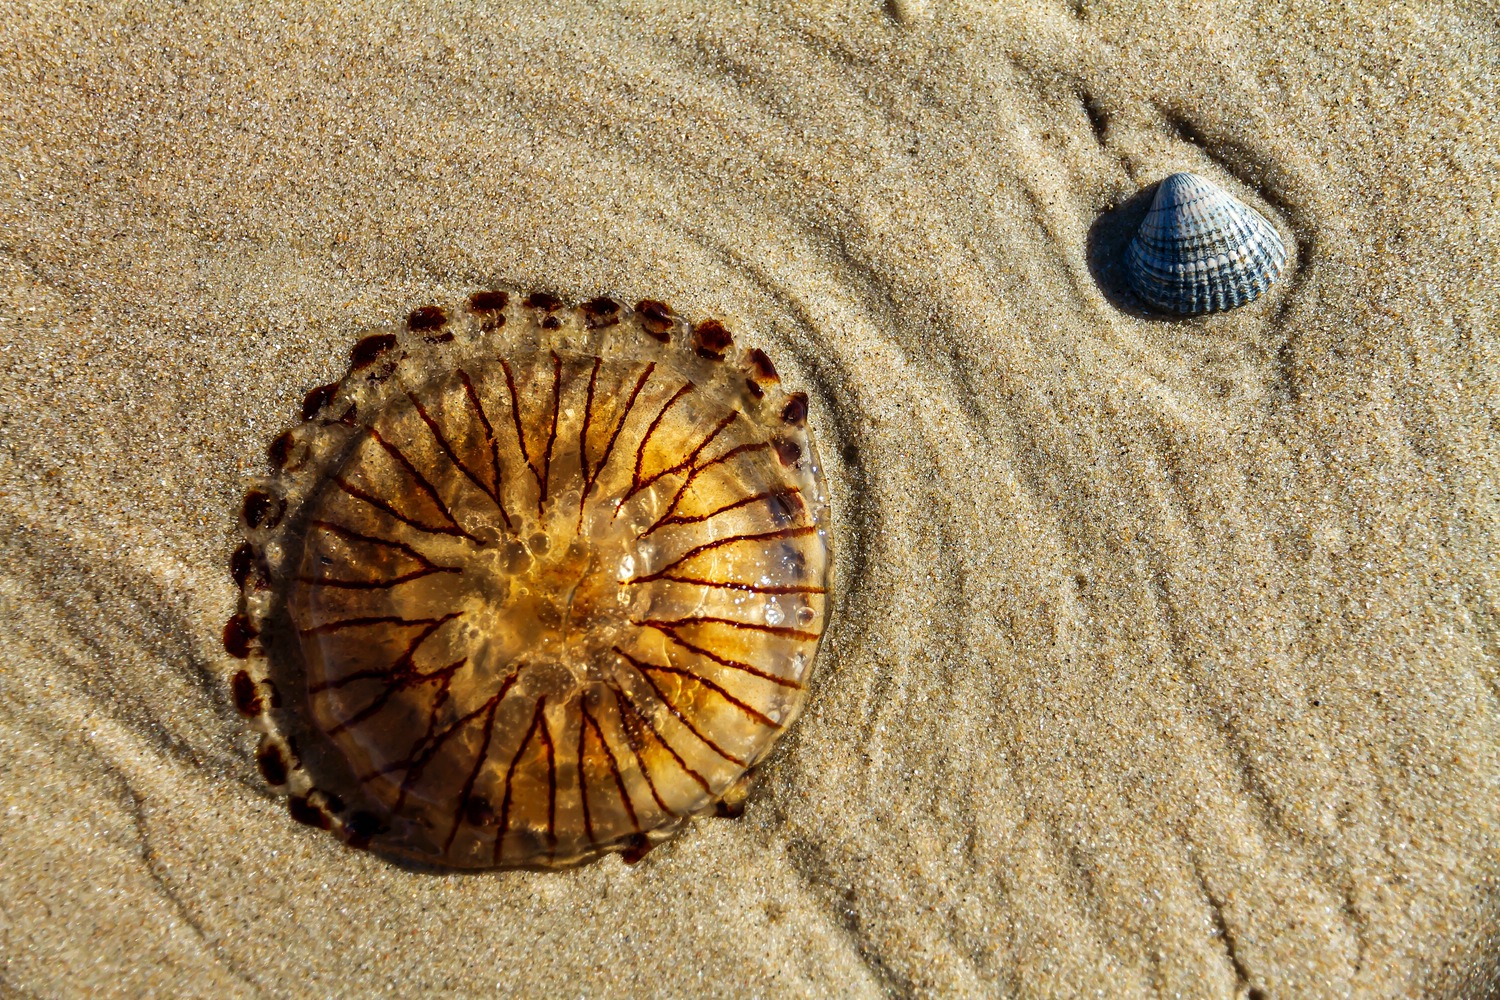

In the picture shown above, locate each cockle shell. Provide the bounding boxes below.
[225,291,832,870]
[1125,172,1287,315]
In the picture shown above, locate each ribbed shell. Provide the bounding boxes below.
[1125,172,1287,315]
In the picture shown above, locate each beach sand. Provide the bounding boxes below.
[2,2,1498,996]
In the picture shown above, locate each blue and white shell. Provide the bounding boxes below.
[1125,173,1287,315]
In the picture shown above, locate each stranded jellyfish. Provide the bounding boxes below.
[225,291,831,869]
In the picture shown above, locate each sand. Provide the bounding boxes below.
[2,1,1498,997]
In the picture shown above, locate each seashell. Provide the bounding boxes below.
[226,291,832,869]
[1125,172,1286,315]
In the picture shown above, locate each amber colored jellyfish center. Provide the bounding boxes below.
[466,516,648,698]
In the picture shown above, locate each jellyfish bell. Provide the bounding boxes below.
[225,292,832,869]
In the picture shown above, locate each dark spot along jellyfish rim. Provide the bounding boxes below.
[226,290,833,870]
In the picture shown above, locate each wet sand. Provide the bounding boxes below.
[2,2,1498,997]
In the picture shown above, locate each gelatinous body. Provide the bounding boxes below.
[227,293,831,869]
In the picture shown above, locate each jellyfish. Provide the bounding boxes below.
[225,291,832,869]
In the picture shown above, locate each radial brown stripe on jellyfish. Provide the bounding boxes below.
[225,291,833,869]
